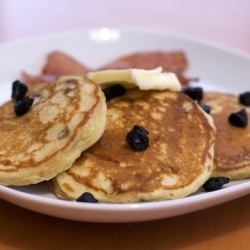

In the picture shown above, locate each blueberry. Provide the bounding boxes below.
[11,80,28,101]
[239,92,250,106]
[76,192,99,203]
[181,87,203,103]
[14,96,34,116]
[103,84,126,101]
[228,108,248,127]
[202,177,230,192]
[126,125,149,151]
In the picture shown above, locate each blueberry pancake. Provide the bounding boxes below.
[51,89,216,203]
[202,91,250,180]
[0,75,106,186]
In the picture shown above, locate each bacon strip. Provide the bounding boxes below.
[98,51,188,73]
[42,51,91,76]
[22,50,194,87]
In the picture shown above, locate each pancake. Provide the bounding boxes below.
[51,89,216,203]
[202,91,250,180]
[0,75,107,186]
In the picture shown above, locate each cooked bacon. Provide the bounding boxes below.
[21,50,193,87]
[98,51,188,73]
[98,51,191,86]
[42,51,91,76]
[21,51,92,86]
[21,71,57,87]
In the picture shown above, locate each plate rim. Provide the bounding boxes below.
[1,27,250,58]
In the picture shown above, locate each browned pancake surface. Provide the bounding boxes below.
[0,76,106,185]
[203,91,250,180]
[52,90,216,202]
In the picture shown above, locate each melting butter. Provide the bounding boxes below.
[87,67,181,91]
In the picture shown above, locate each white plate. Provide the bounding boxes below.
[1,28,250,223]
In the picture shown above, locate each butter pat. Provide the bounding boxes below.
[87,67,181,91]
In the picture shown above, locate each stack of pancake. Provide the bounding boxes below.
[50,88,216,202]
[50,88,250,202]
[1,72,248,203]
